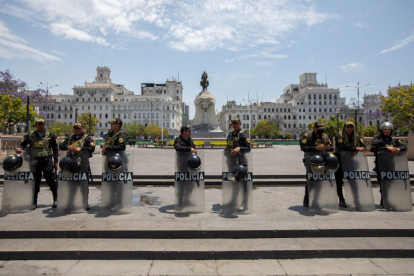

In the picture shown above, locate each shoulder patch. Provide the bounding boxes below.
[338,137,343,143]
[301,137,307,144]
[246,138,251,144]
[119,137,124,143]
[90,142,95,146]
[398,139,402,143]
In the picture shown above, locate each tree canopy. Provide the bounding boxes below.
[123,121,145,138]
[77,111,100,135]
[0,94,37,134]
[48,122,73,136]
[251,120,281,139]
[382,85,414,133]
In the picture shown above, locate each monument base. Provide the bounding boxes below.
[192,123,226,138]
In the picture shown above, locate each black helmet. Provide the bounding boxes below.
[187,153,201,174]
[309,154,325,174]
[323,152,339,173]
[2,154,23,172]
[59,155,81,173]
[108,153,123,171]
[234,164,248,181]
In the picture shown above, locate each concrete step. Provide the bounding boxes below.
[1,220,413,239]
[0,237,413,260]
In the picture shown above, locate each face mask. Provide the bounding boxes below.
[317,129,324,136]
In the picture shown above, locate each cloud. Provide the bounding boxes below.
[1,0,338,52]
[355,22,368,28]
[0,20,60,62]
[340,62,365,72]
[379,31,414,54]
[50,23,108,45]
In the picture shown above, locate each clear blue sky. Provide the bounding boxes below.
[1,0,413,118]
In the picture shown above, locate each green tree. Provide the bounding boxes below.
[77,111,100,135]
[382,85,414,133]
[251,120,281,139]
[144,124,162,138]
[363,125,378,137]
[162,128,170,138]
[48,122,73,136]
[123,121,145,138]
[0,94,36,133]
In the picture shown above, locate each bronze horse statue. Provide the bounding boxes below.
[200,71,209,92]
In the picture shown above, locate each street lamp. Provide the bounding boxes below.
[335,108,340,133]
[73,104,79,123]
[345,83,369,133]
[88,109,92,135]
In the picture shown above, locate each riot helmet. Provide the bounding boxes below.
[187,153,201,175]
[59,155,81,173]
[323,152,339,173]
[309,154,325,174]
[379,121,394,136]
[2,154,23,172]
[108,153,123,171]
[227,164,248,182]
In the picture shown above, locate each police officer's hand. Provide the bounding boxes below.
[316,144,325,151]
[231,147,240,157]
[15,148,23,154]
[54,163,58,170]
[351,151,358,157]
[388,147,399,156]
[67,145,74,151]
[74,147,81,153]
[356,147,365,152]
[191,148,197,153]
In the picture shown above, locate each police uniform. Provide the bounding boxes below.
[104,118,127,153]
[300,122,331,206]
[370,131,407,203]
[334,122,366,207]
[59,130,96,163]
[18,119,58,207]
[227,130,251,153]
[174,125,196,152]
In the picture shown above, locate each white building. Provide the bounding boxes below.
[42,66,183,136]
[218,73,348,137]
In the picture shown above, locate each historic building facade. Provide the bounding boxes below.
[218,73,348,137]
[42,66,183,137]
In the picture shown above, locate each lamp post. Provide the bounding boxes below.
[335,108,340,133]
[345,83,369,133]
[37,82,57,125]
[74,104,79,123]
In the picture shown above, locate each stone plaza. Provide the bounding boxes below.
[0,146,413,275]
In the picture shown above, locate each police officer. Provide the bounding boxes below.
[174,125,198,210]
[334,121,366,207]
[102,118,127,155]
[300,121,331,207]
[174,125,196,153]
[15,118,58,209]
[59,122,95,210]
[370,121,407,206]
[227,117,251,156]
[226,117,251,212]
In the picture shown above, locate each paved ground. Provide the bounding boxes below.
[1,186,413,228]
[0,258,414,275]
[1,146,413,176]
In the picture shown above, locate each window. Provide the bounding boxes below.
[124,114,126,119]
[70,114,72,119]
[99,114,102,119]
[309,116,311,119]
[105,114,108,118]
[134,113,137,119]
[259,115,261,119]
[138,113,141,119]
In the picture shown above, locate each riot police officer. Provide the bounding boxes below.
[59,122,95,210]
[15,118,58,209]
[174,125,196,153]
[300,121,331,207]
[102,118,127,155]
[370,121,407,206]
[226,117,251,212]
[334,121,366,207]
[102,118,127,212]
